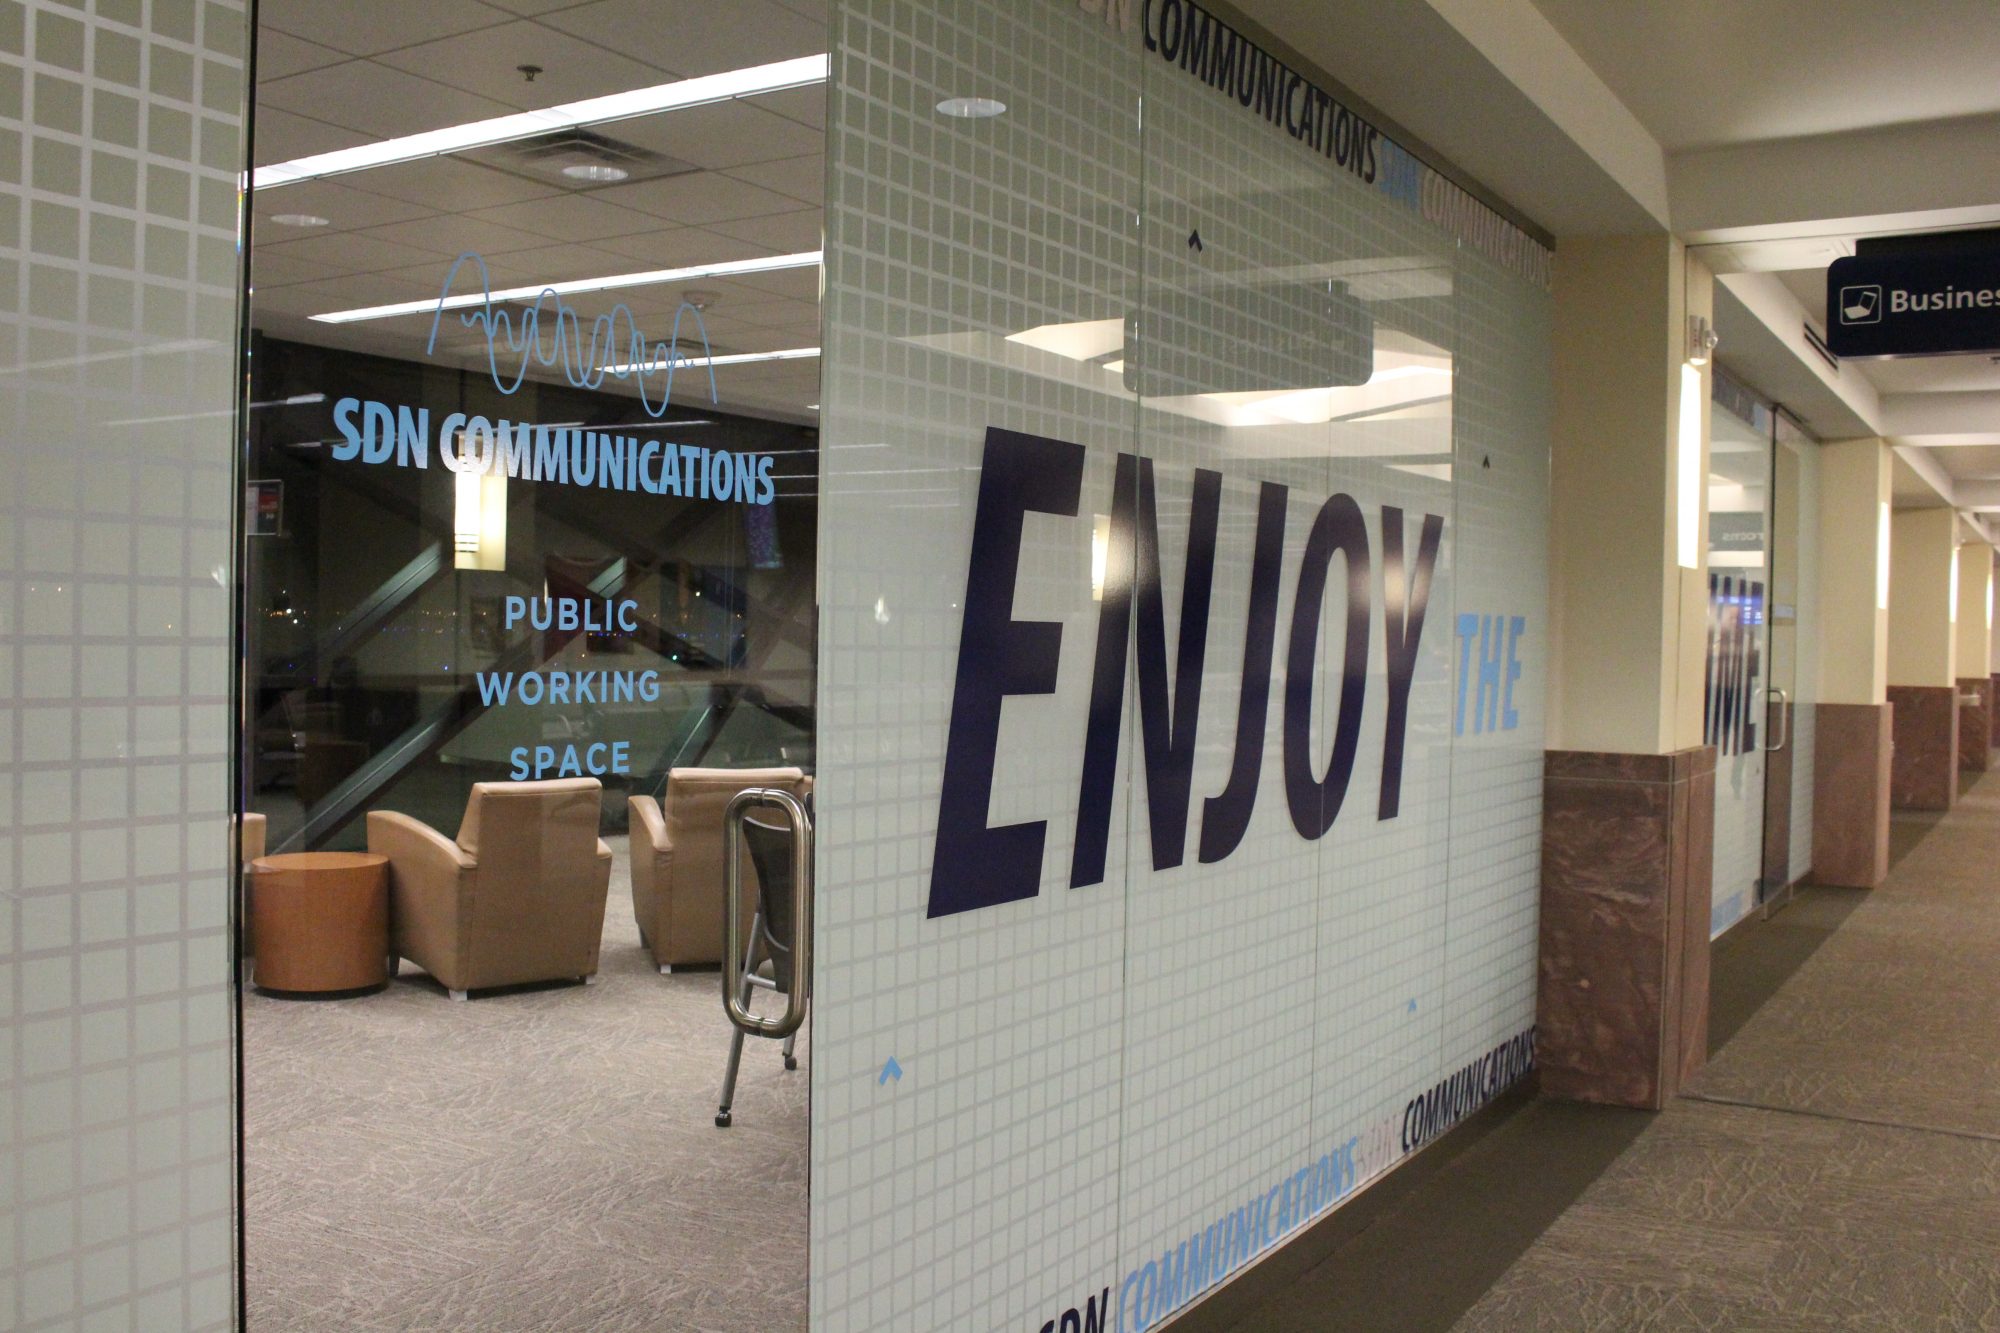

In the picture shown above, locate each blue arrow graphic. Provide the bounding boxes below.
[879,1057,903,1085]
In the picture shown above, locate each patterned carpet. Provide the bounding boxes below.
[1455,768,2000,1331]
[242,838,809,1332]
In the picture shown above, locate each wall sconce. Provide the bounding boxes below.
[1687,315,1719,367]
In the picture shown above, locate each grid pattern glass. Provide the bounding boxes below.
[815,4,1550,1329]
[0,3,246,1328]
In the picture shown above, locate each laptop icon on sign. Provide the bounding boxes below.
[1840,285,1882,324]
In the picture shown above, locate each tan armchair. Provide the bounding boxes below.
[629,767,810,972]
[236,812,267,958]
[367,778,612,999]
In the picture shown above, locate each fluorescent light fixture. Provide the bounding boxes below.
[1877,502,1891,611]
[705,346,819,366]
[105,392,325,428]
[268,213,330,228]
[1676,364,1703,570]
[604,347,819,373]
[310,251,822,324]
[255,54,828,189]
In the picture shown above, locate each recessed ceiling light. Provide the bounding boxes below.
[560,162,630,183]
[255,54,827,189]
[937,96,1006,119]
[269,213,331,227]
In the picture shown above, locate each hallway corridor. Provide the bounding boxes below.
[1458,769,2000,1329]
[1189,769,2000,1332]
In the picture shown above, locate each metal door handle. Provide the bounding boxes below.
[722,787,813,1040]
[1762,686,1791,753]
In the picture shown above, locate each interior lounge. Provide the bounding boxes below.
[236,5,824,1327]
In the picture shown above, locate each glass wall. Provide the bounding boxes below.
[1706,377,1772,933]
[812,3,1551,1329]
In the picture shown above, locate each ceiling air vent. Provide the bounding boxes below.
[453,128,699,191]
[1801,320,1841,374]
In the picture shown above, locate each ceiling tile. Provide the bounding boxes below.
[260,60,520,139]
[587,225,777,266]
[255,227,455,274]
[252,178,439,231]
[723,265,820,302]
[252,106,367,167]
[337,157,565,210]
[252,271,419,316]
[746,85,825,131]
[259,0,515,59]
[374,20,673,109]
[607,102,824,172]
[353,212,557,258]
[591,171,805,227]
[721,154,823,206]
[462,193,664,244]
[255,28,353,80]
[540,0,824,79]
[246,249,347,288]
[702,207,821,255]
[479,0,599,12]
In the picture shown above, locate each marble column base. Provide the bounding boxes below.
[1888,685,1959,810]
[1538,745,1716,1111]
[1963,678,1994,772]
[1811,703,1892,888]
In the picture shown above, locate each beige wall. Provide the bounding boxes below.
[1547,235,1711,754]
[1815,440,1891,704]
[1888,508,1959,688]
[1959,541,1997,680]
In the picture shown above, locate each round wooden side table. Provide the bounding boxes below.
[249,852,390,995]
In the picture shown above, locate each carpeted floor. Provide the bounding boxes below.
[242,837,809,1332]
[1454,768,2000,1331]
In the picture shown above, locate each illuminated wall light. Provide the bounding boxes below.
[1676,363,1703,570]
[454,469,507,572]
[1950,544,1961,624]
[1877,502,1891,611]
[255,55,828,188]
[1090,514,1111,601]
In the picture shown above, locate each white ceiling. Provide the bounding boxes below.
[249,0,826,422]
[1512,0,2000,523]
[1523,0,2000,153]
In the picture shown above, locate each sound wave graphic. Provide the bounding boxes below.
[425,251,719,416]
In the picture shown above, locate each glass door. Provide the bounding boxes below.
[1759,411,1818,911]
[1706,376,1775,935]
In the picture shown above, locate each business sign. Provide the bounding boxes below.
[1826,251,2000,357]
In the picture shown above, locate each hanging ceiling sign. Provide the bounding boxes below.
[1826,251,2000,357]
